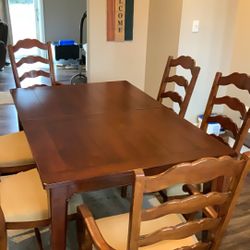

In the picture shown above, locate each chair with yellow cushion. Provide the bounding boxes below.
[0,168,83,249]
[121,55,201,199]
[77,154,249,250]
[0,131,35,175]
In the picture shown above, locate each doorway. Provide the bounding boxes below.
[8,0,45,56]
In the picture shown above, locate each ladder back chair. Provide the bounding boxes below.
[8,38,57,88]
[78,154,249,250]
[201,72,250,154]
[157,55,200,118]
[121,55,201,200]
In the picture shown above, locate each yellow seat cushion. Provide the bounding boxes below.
[0,131,35,167]
[0,169,84,223]
[95,204,197,250]
[0,169,49,222]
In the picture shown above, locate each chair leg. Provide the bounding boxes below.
[0,209,7,250]
[0,229,7,250]
[34,227,43,250]
[121,186,128,198]
[77,213,84,250]
[77,215,92,250]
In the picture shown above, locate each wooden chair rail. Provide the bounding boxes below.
[6,219,51,230]
[7,213,78,231]
[214,96,246,118]
[183,184,220,219]
[16,55,49,68]
[218,72,250,93]
[160,91,183,106]
[142,192,230,221]
[139,218,220,247]
[12,38,49,52]
[19,70,51,82]
[0,163,36,175]
[167,75,188,89]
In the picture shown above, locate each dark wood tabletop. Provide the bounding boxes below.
[11,80,236,250]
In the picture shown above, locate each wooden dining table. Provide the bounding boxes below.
[11,80,236,250]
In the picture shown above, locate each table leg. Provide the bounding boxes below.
[50,187,69,250]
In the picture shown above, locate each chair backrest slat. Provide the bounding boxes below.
[157,55,200,118]
[19,70,51,82]
[168,75,188,89]
[12,38,48,52]
[218,72,250,93]
[142,192,231,221]
[16,55,49,68]
[214,96,246,118]
[160,91,183,106]
[139,218,220,247]
[143,156,243,193]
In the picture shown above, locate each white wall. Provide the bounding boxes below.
[178,0,237,123]
[87,0,150,90]
[228,0,250,107]
[144,0,183,99]
[43,0,87,43]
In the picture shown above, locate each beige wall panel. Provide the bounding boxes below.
[87,0,150,90]
[178,0,237,123]
[144,0,183,100]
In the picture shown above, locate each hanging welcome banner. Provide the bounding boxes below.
[107,0,134,41]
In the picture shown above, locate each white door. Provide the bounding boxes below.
[8,0,45,55]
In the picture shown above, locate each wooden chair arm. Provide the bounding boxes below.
[183,184,218,219]
[0,206,7,248]
[77,204,115,250]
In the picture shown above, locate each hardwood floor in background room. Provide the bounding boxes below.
[0,66,250,249]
